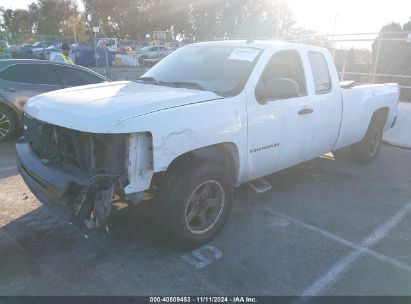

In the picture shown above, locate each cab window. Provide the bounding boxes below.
[308,52,332,94]
[256,50,307,102]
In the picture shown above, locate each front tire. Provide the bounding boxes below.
[153,158,233,249]
[0,107,17,143]
[350,117,384,164]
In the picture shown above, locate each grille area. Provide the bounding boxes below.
[23,114,128,178]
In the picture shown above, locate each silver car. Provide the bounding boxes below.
[137,45,173,65]
[0,59,109,142]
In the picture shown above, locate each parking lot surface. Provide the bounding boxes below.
[1,141,411,296]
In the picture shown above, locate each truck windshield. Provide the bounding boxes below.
[140,45,262,96]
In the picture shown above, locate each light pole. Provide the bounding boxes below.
[72,0,77,44]
[93,26,99,67]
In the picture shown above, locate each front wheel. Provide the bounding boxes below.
[0,107,17,143]
[350,118,383,164]
[153,158,233,249]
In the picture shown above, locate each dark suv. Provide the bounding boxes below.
[0,59,109,142]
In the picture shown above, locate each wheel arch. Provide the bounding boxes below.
[370,107,389,128]
[165,142,240,186]
[0,99,21,127]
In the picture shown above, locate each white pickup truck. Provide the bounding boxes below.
[17,41,399,248]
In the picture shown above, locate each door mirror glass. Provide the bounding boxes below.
[257,77,300,102]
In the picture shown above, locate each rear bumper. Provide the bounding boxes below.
[16,138,88,218]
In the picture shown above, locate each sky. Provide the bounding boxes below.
[289,0,411,35]
[1,0,410,37]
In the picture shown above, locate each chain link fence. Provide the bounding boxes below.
[321,32,411,102]
[1,31,411,101]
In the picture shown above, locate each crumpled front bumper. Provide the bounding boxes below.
[16,138,89,219]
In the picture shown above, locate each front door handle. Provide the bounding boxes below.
[298,108,313,115]
[2,88,16,92]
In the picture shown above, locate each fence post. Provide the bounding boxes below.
[43,35,46,60]
[371,35,382,84]
[341,61,346,81]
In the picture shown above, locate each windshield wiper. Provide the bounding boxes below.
[135,76,159,85]
[159,81,206,91]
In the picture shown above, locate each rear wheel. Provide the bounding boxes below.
[350,116,384,164]
[0,107,17,143]
[153,158,233,249]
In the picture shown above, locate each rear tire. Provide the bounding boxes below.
[153,158,233,249]
[350,116,384,164]
[0,106,17,143]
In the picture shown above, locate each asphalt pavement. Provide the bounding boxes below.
[1,141,411,296]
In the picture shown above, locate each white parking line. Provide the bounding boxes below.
[262,203,411,296]
[268,209,411,274]
[300,202,411,296]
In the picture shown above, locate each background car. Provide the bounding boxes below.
[8,41,55,59]
[0,40,11,59]
[0,59,110,142]
[32,43,63,60]
[137,45,173,65]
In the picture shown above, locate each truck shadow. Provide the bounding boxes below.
[236,149,356,205]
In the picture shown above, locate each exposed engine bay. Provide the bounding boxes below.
[22,114,132,231]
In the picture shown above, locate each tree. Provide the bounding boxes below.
[80,0,310,41]
[370,19,411,93]
[82,0,132,37]
[1,8,33,34]
[187,0,309,41]
[61,15,89,42]
[372,22,408,75]
[403,18,411,32]
[32,0,78,36]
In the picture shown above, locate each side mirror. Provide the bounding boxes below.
[256,78,300,103]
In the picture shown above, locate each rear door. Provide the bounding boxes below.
[304,51,342,159]
[0,63,63,111]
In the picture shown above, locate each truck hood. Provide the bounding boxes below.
[24,81,222,133]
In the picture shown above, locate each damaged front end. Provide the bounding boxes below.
[17,114,139,232]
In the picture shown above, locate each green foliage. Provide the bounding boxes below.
[34,0,77,35]
[1,0,83,38]
[371,20,411,88]
[81,0,309,41]
[1,0,312,41]
[0,8,33,33]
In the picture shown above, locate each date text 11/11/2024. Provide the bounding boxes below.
[149,296,258,303]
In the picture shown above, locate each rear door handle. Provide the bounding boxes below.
[298,108,313,115]
[2,88,16,92]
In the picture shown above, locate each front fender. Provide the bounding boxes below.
[113,92,248,187]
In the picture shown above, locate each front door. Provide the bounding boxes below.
[246,49,315,180]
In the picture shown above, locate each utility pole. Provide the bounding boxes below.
[331,13,338,58]
[372,34,382,84]
[72,3,77,44]
[93,26,99,67]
